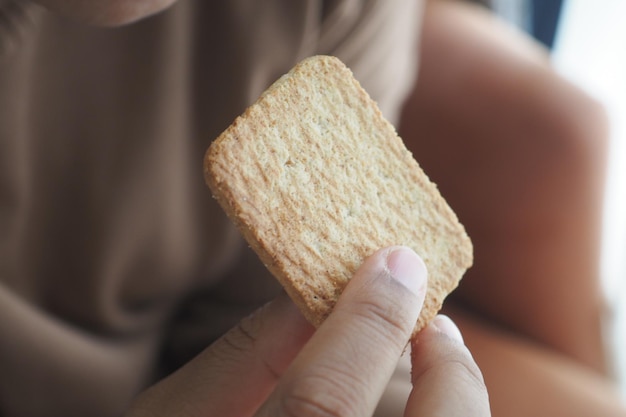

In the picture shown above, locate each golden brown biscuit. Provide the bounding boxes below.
[204,55,472,333]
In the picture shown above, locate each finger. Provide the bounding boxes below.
[406,315,491,417]
[256,246,427,417]
[126,294,315,417]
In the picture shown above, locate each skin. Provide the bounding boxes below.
[408,0,609,372]
[26,0,624,415]
[126,247,490,417]
[401,1,626,415]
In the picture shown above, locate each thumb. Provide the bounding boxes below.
[406,315,491,417]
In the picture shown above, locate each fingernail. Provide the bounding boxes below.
[432,315,464,343]
[385,246,427,297]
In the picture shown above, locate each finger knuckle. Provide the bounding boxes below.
[208,309,282,381]
[221,318,258,352]
[440,354,487,393]
[350,297,412,343]
[213,306,265,357]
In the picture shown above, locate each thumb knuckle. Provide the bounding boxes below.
[347,292,414,349]
[277,373,360,417]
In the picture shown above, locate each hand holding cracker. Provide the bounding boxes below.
[126,246,489,417]
[205,56,473,334]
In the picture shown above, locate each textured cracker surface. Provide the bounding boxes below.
[204,56,473,332]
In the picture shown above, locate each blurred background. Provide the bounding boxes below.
[491,0,626,398]
[553,0,626,398]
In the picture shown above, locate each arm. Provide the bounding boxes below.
[399,0,609,373]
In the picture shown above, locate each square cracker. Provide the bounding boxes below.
[204,55,473,333]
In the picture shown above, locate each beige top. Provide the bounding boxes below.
[0,1,419,416]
